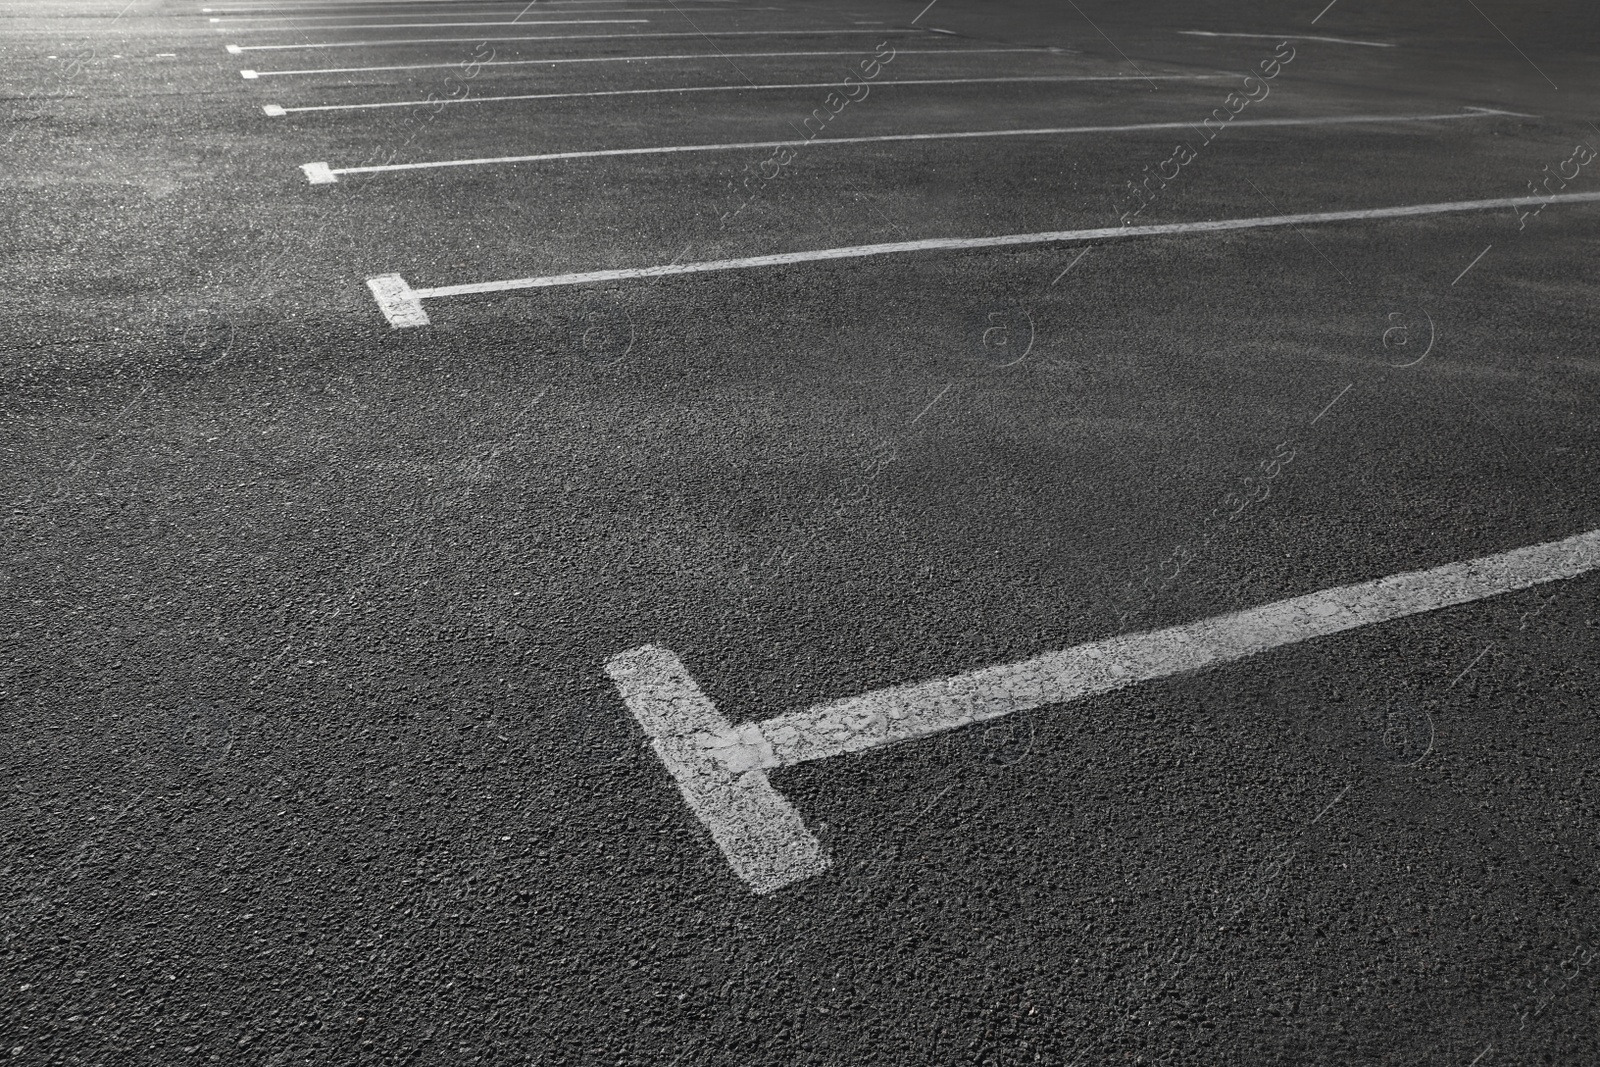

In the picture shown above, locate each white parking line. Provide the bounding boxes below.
[1177,30,1394,47]
[238,46,1064,78]
[210,7,753,20]
[219,18,653,30]
[205,0,740,7]
[608,526,1600,893]
[226,28,914,51]
[265,74,1200,115]
[306,108,1520,180]
[364,190,1597,327]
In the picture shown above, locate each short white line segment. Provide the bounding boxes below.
[267,74,1212,115]
[364,190,1599,327]
[1310,383,1352,425]
[607,527,1600,892]
[1452,242,1493,286]
[309,108,1519,179]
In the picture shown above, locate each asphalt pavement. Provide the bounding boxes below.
[3,0,1599,1063]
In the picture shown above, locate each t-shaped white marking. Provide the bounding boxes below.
[607,527,1600,894]
[605,646,828,893]
[366,273,429,327]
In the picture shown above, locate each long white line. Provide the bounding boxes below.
[205,0,741,7]
[227,28,913,51]
[219,17,662,30]
[607,526,1600,892]
[365,190,1598,327]
[219,17,652,29]
[210,7,753,20]
[267,74,1197,115]
[1177,29,1395,47]
[308,109,1522,179]
[240,46,1063,78]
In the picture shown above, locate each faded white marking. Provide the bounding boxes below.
[313,109,1513,174]
[300,161,337,184]
[1311,784,1352,824]
[1050,245,1092,285]
[269,73,1222,114]
[1177,29,1394,47]
[909,383,953,425]
[1451,242,1493,286]
[606,646,829,894]
[239,67,258,78]
[229,47,1064,78]
[1310,382,1352,425]
[261,103,285,116]
[1449,644,1493,687]
[610,527,1600,892]
[225,43,242,54]
[225,29,917,52]
[366,191,1600,325]
[366,274,430,328]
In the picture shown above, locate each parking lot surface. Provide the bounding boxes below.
[3,0,1599,1063]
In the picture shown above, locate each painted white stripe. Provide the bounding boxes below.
[218,18,651,30]
[237,46,1065,78]
[227,29,920,51]
[609,526,1600,892]
[1178,29,1394,47]
[607,646,830,893]
[205,0,736,8]
[365,191,1598,327]
[315,109,1524,180]
[205,0,741,8]
[366,275,431,328]
[266,74,1208,115]
[209,8,755,20]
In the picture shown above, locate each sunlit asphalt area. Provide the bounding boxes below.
[3,0,1599,1063]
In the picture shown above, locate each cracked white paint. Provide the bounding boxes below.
[608,528,1600,893]
[605,646,827,894]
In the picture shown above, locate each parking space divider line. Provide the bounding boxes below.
[364,190,1600,327]
[218,18,652,30]
[310,109,1530,180]
[609,525,1600,892]
[267,73,1220,115]
[226,28,920,52]
[238,46,1070,79]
